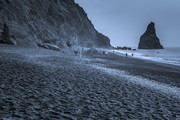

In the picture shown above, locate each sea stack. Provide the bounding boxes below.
[138,22,163,49]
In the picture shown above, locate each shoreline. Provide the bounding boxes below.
[88,50,180,87]
[111,50,180,71]
[111,48,180,67]
[0,46,180,119]
[1,45,180,86]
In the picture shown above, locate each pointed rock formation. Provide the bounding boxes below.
[138,22,163,49]
[0,23,16,45]
[0,23,10,44]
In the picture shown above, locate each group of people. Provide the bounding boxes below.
[125,53,133,57]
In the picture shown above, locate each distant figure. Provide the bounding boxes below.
[103,51,108,55]
[132,53,134,57]
[80,48,84,58]
[74,50,78,56]
[79,49,82,58]
[125,53,127,57]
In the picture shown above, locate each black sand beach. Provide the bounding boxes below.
[89,52,180,87]
[0,45,180,120]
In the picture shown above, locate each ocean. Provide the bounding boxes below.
[114,47,180,66]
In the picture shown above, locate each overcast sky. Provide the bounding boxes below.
[75,0,180,48]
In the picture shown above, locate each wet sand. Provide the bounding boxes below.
[89,52,180,87]
[0,45,180,120]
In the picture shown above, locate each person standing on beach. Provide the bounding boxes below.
[80,48,84,58]
[126,53,127,57]
[132,53,134,57]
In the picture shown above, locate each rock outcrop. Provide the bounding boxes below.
[0,0,111,48]
[116,46,132,50]
[87,47,98,54]
[96,32,111,48]
[0,23,16,45]
[138,22,163,49]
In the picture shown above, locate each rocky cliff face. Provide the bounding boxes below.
[138,22,163,49]
[0,0,111,48]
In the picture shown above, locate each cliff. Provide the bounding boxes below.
[0,0,111,48]
[138,22,163,49]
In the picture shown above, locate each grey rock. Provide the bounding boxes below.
[0,0,111,48]
[117,46,132,50]
[0,23,16,45]
[138,22,163,49]
[87,48,98,54]
[96,32,111,48]
[38,43,60,51]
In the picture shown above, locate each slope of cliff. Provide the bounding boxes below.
[138,22,163,49]
[0,0,111,48]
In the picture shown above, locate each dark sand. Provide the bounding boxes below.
[89,52,180,87]
[0,46,180,120]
